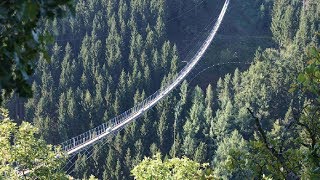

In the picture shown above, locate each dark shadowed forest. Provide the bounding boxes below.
[1,0,319,179]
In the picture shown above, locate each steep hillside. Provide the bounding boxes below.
[3,0,319,179]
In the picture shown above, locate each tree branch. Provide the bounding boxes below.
[247,108,295,178]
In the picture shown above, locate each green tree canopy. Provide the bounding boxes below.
[0,0,74,104]
[0,108,67,179]
[131,153,213,180]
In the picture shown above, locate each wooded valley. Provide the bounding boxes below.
[1,0,319,179]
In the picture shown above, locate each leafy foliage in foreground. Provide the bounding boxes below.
[0,108,67,179]
[0,0,73,104]
[131,153,213,180]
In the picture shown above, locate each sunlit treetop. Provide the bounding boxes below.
[0,108,68,179]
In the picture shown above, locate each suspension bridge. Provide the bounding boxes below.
[60,0,230,156]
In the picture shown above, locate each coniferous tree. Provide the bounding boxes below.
[182,86,205,158]
[60,43,75,90]
[157,109,170,152]
[271,0,301,47]
[106,14,122,70]
[213,130,250,179]
[57,92,68,141]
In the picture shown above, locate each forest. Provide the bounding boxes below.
[0,0,319,179]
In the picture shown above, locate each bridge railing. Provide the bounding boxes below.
[59,0,229,155]
[60,42,209,153]
[59,66,186,153]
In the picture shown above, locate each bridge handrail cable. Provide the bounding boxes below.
[60,0,230,155]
